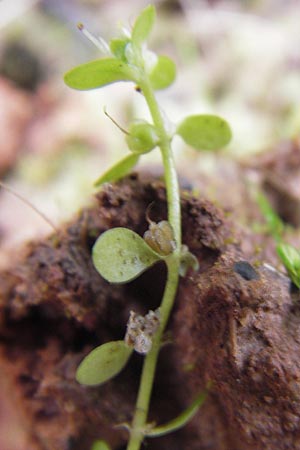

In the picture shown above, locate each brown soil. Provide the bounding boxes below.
[1,172,300,450]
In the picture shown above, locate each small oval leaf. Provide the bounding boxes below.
[64,58,135,90]
[76,341,132,386]
[149,55,176,90]
[92,228,162,283]
[91,440,112,450]
[126,120,159,154]
[177,114,232,150]
[94,154,139,187]
[132,5,156,45]
[146,390,208,438]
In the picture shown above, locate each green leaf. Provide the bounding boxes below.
[109,38,130,61]
[92,227,162,283]
[132,5,156,45]
[91,440,111,450]
[145,390,207,438]
[277,243,300,288]
[64,58,135,90]
[76,341,133,386]
[94,154,139,187]
[149,55,176,90]
[177,114,232,150]
[256,191,284,241]
[126,120,159,154]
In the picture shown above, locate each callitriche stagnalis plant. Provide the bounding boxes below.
[64,5,232,450]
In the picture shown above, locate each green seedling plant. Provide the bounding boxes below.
[64,5,231,450]
[277,243,300,288]
[257,191,300,288]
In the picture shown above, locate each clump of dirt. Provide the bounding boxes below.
[0,172,299,450]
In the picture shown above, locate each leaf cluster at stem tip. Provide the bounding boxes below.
[64,4,232,186]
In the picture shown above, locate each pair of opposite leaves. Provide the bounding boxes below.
[76,226,199,399]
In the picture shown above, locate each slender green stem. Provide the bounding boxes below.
[126,78,181,450]
[126,258,179,450]
[139,79,181,247]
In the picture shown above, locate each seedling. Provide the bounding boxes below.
[277,243,300,288]
[64,5,231,450]
[257,191,300,288]
[256,191,284,242]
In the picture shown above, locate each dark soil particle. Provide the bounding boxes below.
[233,261,259,281]
[0,173,300,450]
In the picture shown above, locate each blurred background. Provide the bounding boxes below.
[0,0,299,260]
